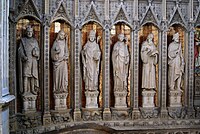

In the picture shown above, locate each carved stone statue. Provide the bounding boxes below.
[18,25,40,95]
[81,30,101,108]
[140,33,158,108]
[112,33,129,92]
[82,30,101,92]
[51,30,69,94]
[18,25,40,112]
[168,33,184,107]
[112,33,129,108]
[141,33,158,90]
[51,30,69,110]
[168,33,184,92]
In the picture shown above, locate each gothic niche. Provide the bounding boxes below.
[49,20,72,123]
[167,24,186,119]
[81,22,103,121]
[16,17,42,128]
[139,23,159,118]
[110,22,131,120]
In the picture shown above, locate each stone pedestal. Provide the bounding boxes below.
[114,91,127,108]
[54,93,68,110]
[142,89,156,108]
[85,91,99,108]
[22,93,37,113]
[169,90,182,107]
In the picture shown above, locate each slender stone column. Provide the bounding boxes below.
[187,23,195,118]
[160,21,168,118]
[42,0,51,125]
[132,21,140,119]
[8,21,17,115]
[73,0,82,121]
[73,25,82,122]
[103,27,112,120]
[102,0,111,120]
[160,0,168,118]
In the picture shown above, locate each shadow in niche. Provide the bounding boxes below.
[44,123,115,134]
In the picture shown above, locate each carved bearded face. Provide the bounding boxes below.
[26,29,33,38]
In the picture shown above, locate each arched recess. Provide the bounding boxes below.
[49,19,71,110]
[167,23,186,107]
[110,22,132,107]
[81,21,103,108]
[16,16,41,112]
[138,23,159,107]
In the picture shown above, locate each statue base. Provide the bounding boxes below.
[142,89,156,108]
[22,93,37,113]
[82,108,102,121]
[54,93,68,110]
[114,91,127,108]
[169,90,182,107]
[111,107,131,120]
[85,91,99,108]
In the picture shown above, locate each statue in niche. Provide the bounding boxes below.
[141,33,158,90]
[168,33,184,92]
[18,25,40,95]
[51,30,69,93]
[112,33,130,92]
[194,31,200,74]
[82,30,101,91]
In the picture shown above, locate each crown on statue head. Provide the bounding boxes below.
[26,25,33,31]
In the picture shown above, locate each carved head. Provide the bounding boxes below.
[173,33,179,43]
[147,33,154,43]
[118,33,125,42]
[26,25,33,38]
[57,30,66,40]
[89,30,96,42]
